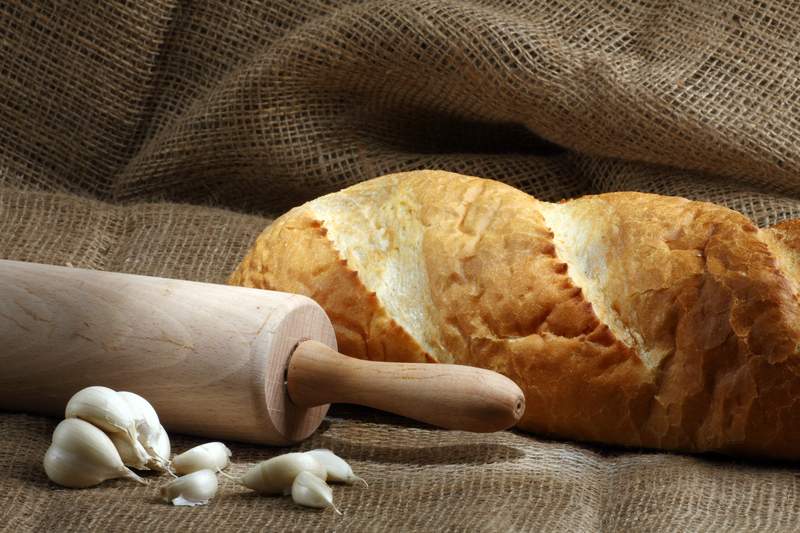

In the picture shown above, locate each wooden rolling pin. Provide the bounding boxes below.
[0,259,525,445]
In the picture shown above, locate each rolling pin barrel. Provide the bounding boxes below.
[0,259,334,445]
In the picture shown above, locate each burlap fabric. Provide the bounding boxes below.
[3,0,800,531]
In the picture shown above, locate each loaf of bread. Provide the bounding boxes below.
[229,170,800,460]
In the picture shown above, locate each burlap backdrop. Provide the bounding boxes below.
[3,1,800,531]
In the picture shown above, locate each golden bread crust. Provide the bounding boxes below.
[229,170,800,459]
[547,192,800,456]
[227,207,431,364]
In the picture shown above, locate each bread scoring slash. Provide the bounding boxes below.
[229,170,800,460]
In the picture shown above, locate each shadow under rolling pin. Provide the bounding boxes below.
[0,260,525,445]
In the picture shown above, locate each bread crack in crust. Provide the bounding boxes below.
[229,170,800,460]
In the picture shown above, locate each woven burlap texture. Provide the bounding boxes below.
[3,0,800,218]
[3,0,800,531]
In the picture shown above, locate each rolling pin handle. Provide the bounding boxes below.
[286,340,525,433]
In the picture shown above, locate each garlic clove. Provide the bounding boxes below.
[118,391,171,472]
[219,452,326,494]
[153,424,171,469]
[107,432,148,470]
[304,449,368,487]
[141,431,171,472]
[118,391,161,441]
[291,470,342,515]
[173,442,232,475]
[65,386,151,467]
[44,418,147,488]
[65,386,137,436]
[108,428,172,472]
[159,469,218,506]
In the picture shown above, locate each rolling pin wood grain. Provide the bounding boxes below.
[0,260,525,445]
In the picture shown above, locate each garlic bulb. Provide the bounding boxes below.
[65,386,151,468]
[173,442,232,475]
[118,391,171,472]
[159,469,218,506]
[43,418,147,488]
[304,449,367,487]
[219,453,326,494]
[291,470,342,515]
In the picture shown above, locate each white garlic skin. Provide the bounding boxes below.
[65,386,139,438]
[44,418,146,488]
[173,442,232,475]
[154,424,171,467]
[118,391,171,472]
[291,470,342,515]
[222,453,326,494]
[107,432,147,470]
[64,386,151,467]
[159,469,218,506]
[304,449,367,487]
[118,391,161,440]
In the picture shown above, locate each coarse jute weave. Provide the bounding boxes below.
[3,0,800,531]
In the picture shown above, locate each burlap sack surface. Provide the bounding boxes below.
[5,0,800,215]
[3,0,800,531]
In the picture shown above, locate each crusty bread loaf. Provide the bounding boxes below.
[229,170,800,460]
